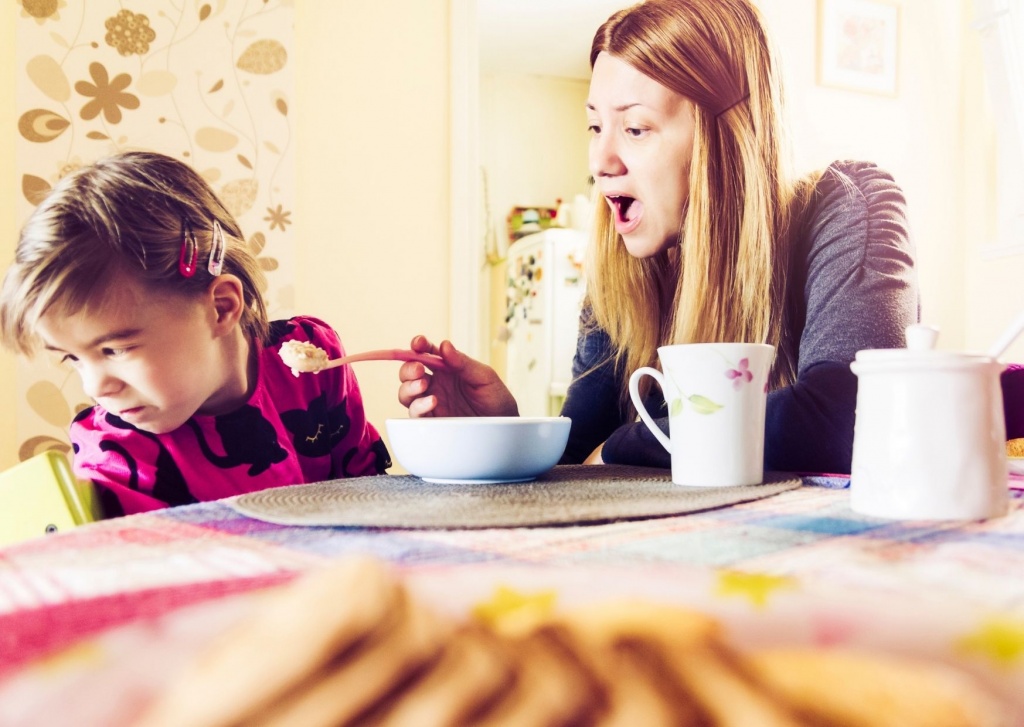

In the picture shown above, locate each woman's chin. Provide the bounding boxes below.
[621,230,676,259]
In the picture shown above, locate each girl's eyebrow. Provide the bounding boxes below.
[87,329,143,347]
[43,328,142,352]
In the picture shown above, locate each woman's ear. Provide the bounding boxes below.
[206,275,245,334]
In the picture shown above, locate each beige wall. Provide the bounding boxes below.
[961,2,1024,359]
[294,1,451,467]
[1,16,16,468]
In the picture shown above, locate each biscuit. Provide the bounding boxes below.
[1007,438,1024,458]
[557,602,802,727]
[471,625,605,726]
[589,638,705,726]
[136,557,403,727]
[746,647,1007,727]
[364,625,515,727]
[658,640,805,727]
[251,587,449,727]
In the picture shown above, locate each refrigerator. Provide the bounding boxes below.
[505,228,588,417]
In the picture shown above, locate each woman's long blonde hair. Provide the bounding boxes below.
[587,0,802,399]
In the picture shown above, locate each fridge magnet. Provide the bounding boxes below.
[817,0,899,96]
[505,252,543,329]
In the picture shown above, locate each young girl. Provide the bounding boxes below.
[397,0,919,475]
[0,151,390,517]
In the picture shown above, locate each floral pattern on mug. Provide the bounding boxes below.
[725,358,754,389]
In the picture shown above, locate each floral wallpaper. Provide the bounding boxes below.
[14,0,295,460]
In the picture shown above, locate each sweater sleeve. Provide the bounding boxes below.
[558,309,626,464]
[764,161,917,472]
[599,161,918,473]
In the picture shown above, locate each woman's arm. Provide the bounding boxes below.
[765,161,917,472]
[559,311,636,464]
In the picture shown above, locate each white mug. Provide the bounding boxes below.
[629,343,775,487]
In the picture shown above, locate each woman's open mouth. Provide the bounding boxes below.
[607,195,643,234]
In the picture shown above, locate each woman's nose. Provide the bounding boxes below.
[589,133,625,178]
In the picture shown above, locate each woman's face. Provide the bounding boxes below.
[587,52,696,258]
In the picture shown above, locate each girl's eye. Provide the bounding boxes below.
[587,123,601,135]
[102,346,132,358]
[625,127,648,138]
[60,354,78,365]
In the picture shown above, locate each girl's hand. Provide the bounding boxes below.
[397,335,518,418]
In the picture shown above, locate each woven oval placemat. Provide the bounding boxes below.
[229,465,801,529]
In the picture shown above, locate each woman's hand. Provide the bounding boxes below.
[397,335,519,418]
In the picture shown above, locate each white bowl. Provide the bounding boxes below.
[385,417,571,483]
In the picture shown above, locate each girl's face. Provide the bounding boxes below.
[37,275,247,435]
[587,52,696,258]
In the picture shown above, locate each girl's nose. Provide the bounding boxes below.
[589,133,626,179]
[79,364,122,400]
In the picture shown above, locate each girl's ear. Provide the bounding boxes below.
[207,275,245,334]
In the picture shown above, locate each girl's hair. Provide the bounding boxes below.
[586,0,801,398]
[0,150,269,354]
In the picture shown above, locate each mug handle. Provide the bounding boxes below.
[629,367,671,453]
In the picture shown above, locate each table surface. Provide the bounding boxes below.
[2,471,1024,725]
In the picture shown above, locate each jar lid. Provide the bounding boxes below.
[851,324,999,372]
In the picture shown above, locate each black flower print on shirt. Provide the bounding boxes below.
[187,405,288,476]
[280,393,351,458]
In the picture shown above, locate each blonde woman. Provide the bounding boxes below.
[398,0,917,474]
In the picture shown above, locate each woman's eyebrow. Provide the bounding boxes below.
[586,102,643,112]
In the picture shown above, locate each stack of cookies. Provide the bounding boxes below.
[136,558,1006,727]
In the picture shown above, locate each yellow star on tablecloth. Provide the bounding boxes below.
[956,617,1024,668]
[715,570,797,609]
[472,585,558,633]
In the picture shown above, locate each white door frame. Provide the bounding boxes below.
[448,0,487,361]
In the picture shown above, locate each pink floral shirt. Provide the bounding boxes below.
[70,316,390,517]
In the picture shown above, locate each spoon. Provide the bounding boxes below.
[281,343,448,377]
[987,309,1024,360]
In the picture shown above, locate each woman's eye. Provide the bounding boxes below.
[102,347,131,357]
[587,123,601,135]
[625,127,648,138]
[60,354,78,364]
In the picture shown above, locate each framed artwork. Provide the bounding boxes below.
[817,0,900,96]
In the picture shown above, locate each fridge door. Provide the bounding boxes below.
[505,229,587,417]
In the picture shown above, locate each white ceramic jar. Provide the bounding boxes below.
[849,325,1009,520]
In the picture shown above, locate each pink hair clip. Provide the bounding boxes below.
[178,219,198,278]
[208,220,226,276]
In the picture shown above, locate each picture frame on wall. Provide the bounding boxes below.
[817,0,900,96]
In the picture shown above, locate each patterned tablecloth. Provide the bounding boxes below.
[2,472,1024,725]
